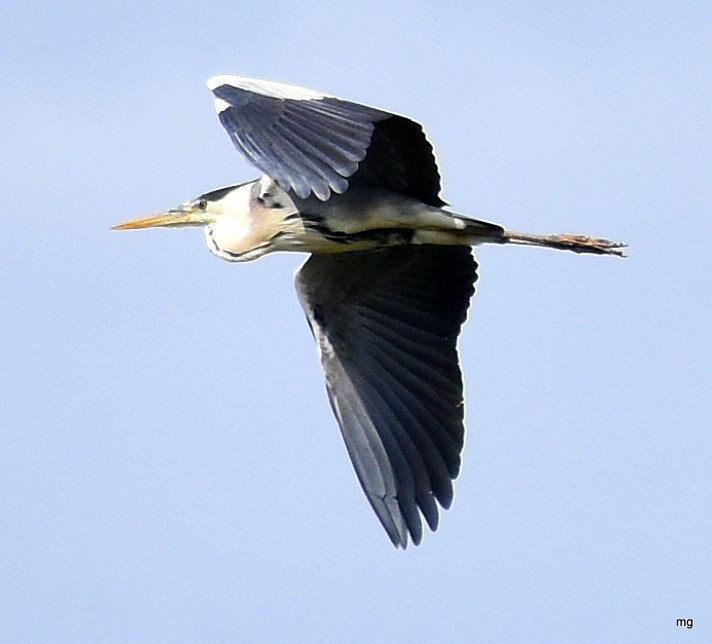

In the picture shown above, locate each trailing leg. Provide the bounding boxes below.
[501,231,626,256]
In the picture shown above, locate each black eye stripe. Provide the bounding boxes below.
[198,181,252,203]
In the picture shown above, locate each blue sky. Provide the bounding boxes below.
[2,1,710,641]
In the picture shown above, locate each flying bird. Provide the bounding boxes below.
[114,75,624,548]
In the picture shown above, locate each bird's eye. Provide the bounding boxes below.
[197,199,208,210]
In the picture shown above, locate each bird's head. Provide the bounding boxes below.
[112,184,249,231]
[112,181,286,262]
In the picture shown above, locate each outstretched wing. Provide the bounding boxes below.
[208,75,444,206]
[295,245,476,547]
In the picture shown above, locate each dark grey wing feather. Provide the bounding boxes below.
[295,245,477,547]
[207,76,444,205]
[351,115,445,207]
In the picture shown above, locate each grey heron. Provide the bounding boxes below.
[114,75,624,548]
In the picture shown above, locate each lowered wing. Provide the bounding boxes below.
[295,245,476,547]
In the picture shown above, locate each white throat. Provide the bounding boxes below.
[203,179,296,262]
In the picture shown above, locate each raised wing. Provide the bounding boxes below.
[208,75,444,206]
[295,245,476,547]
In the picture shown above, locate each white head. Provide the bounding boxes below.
[112,178,291,262]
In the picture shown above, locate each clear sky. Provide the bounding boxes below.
[2,1,710,642]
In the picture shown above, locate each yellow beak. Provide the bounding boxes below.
[112,205,206,230]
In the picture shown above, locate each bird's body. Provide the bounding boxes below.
[202,176,505,262]
[114,76,624,548]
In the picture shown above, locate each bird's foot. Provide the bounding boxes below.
[553,234,627,257]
